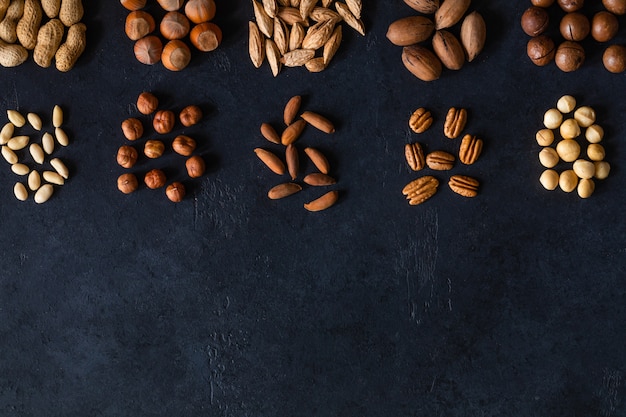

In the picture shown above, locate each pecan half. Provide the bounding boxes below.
[443,107,467,139]
[426,150,455,170]
[448,175,479,197]
[459,134,483,165]
[402,175,439,206]
[409,107,433,133]
[405,142,425,171]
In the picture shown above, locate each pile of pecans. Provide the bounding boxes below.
[255,95,339,212]
[116,91,207,203]
[1,105,71,204]
[386,0,486,82]
[121,0,222,71]
[402,106,483,205]
[249,0,365,76]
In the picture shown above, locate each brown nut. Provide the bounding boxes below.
[116,145,138,168]
[443,107,468,139]
[121,118,143,140]
[166,181,186,202]
[144,139,165,158]
[160,11,190,40]
[134,35,163,65]
[405,142,425,171]
[557,0,584,12]
[189,22,222,52]
[459,134,483,165]
[603,0,626,15]
[555,41,585,72]
[185,155,206,178]
[117,173,139,194]
[521,6,550,37]
[386,16,435,47]
[591,11,619,42]
[403,0,439,14]
[402,45,442,82]
[603,44,626,73]
[532,0,555,6]
[448,175,479,197]
[185,0,216,24]
[161,39,191,71]
[144,169,166,189]
[179,105,202,127]
[560,12,590,41]
[153,110,175,134]
[121,0,148,11]
[409,108,433,133]
[137,92,159,115]
[125,10,156,41]
[402,175,439,206]
[426,150,455,170]
[172,135,197,156]
[432,30,465,70]
[527,35,555,66]
[157,0,184,11]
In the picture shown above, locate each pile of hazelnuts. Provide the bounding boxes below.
[116,91,207,203]
[121,0,222,71]
[522,0,626,73]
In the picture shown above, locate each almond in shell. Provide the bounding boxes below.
[323,25,342,65]
[434,0,471,30]
[266,38,281,76]
[432,30,465,70]
[305,57,326,72]
[403,0,440,14]
[386,16,435,47]
[281,48,315,66]
[402,45,442,82]
[460,11,486,62]
[249,21,265,68]
[335,2,365,36]
[302,18,336,50]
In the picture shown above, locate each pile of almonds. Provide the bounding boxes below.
[536,95,610,198]
[249,0,365,76]
[1,105,71,203]
[403,105,483,205]
[0,0,86,71]
[121,0,222,71]
[523,0,626,73]
[116,91,207,203]
[386,0,486,82]
[255,95,339,212]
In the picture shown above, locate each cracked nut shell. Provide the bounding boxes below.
[527,35,555,66]
[555,41,585,72]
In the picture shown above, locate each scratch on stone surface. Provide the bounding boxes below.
[366,33,377,52]
[598,368,622,417]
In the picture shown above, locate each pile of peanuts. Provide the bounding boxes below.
[536,95,610,198]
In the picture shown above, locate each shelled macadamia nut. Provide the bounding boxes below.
[536,128,555,146]
[539,147,560,168]
[557,95,576,113]
[559,169,579,192]
[585,125,604,143]
[556,139,581,162]
[544,108,563,129]
[540,169,560,190]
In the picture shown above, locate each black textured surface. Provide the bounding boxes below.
[1,1,625,416]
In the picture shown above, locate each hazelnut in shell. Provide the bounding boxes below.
[591,11,619,42]
[121,118,143,140]
[166,182,186,202]
[527,35,555,66]
[160,11,190,40]
[190,22,222,52]
[117,145,138,168]
[179,105,202,127]
[172,135,197,156]
[157,0,184,11]
[603,0,626,15]
[555,41,585,72]
[125,10,155,40]
[144,140,166,159]
[185,0,216,24]
[118,173,139,194]
[532,0,555,6]
[560,13,589,41]
[521,6,550,37]
[186,155,206,178]
[144,169,166,189]
[134,36,163,65]
[153,110,175,134]
[137,92,159,115]
[121,0,147,11]
[161,40,191,71]
[603,44,626,73]
[557,0,584,12]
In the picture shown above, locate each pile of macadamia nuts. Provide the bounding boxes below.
[522,0,626,73]
[536,95,610,198]
[121,0,222,71]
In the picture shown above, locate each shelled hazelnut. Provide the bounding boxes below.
[137,92,159,115]
[172,135,197,156]
[179,105,202,127]
[144,140,166,158]
[166,182,186,202]
[117,145,138,168]
[153,110,175,134]
[118,173,139,194]
[121,118,144,140]
[144,169,167,189]
[185,155,205,178]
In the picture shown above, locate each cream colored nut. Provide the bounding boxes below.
[587,143,605,161]
[7,135,29,150]
[540,169,559,190]
[7,110,26,127]
[50,157,68,179]
[559,170,578,193]
[52,105,63,127]
[585,125,603,143]
[42,132,54,154]
[1,123,14,145]
[2,146,18,164]
[557,95,576,113]
[539,147,559,168]
[556,139,580,162]
[594,161,610,180]
[29,143,44,164]
[55,127,68,146]
[577,178,594,198]
[34,183,53,204]
[543,108,563,129]
[43,170,64,185]
[574,106,596,127]
[559,118,580,139]
[28,169,40,190]
[11,163,29,176]
[573,159,595,179]
[27,112,42,130]
[13,182,28,201]
[536,129,554,146]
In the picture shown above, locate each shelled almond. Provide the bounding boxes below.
[249,0,365,76]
